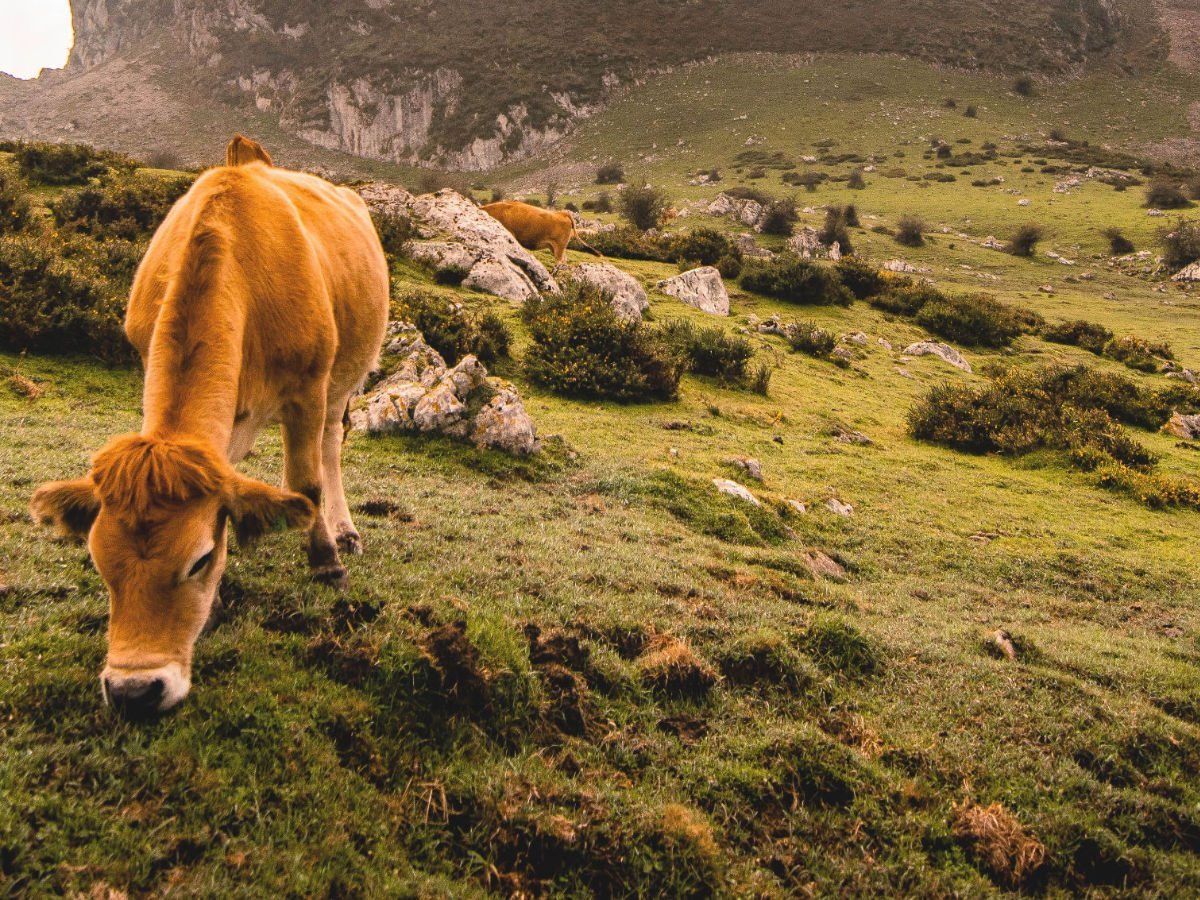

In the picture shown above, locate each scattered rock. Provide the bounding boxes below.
[981,235,1006,251]
[1038,284,1055,294]
[1017,199,1031,207]
[902,341,972,373]
[842,331,869,346]
[878,337,893,351]
[1163,412,1200,440]
[830,425,872,445]
[735,233,774,258]
[731,457,764,481]
[881,259,929,274]
[658,267,730,316]
[1148,208,1165,217]
[831,347,855,363]
[568,262,649,320]
[352,323,538,454]
[784,499,807,515]
[1173,262,1200,282]
[802,550,846,580]
[358,184,558,301]
[713,478,760,505]
[824,498,853,517]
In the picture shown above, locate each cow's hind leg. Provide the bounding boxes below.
[281,390,347,589]
[323,398,361,555]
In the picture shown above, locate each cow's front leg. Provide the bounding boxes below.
[281,393,347,589]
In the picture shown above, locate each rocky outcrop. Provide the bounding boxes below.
[567,262,648,320]
[358,184,558,302]
[1173,262,1200,282]
[351,324,538,455]
[902,341,972,373]
[657,267,730,316]
[1163,412,1200,440]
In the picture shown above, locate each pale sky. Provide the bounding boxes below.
[0,1,73,79]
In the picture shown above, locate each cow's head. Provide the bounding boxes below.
[31,435,313,716]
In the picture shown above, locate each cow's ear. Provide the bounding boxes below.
[30,479,101,542]
[224,476,314,546]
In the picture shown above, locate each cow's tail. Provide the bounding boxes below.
[226,134,274,167]
[569,229,607,261]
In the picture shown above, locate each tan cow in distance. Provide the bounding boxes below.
[30,135,389,716]
[482,200,587,265]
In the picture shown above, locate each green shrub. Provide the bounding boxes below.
[12,141,134,185]
[596,162,625,185]
[583,225,670,261]
[1145,180,1192,210]
[724,185,772,204]
[581,192,613,214]
[1104,335,1173,373]
[619,180,669,231]
[1041,319,1113,354]
[1005,224,1044,257]
[663,228,740,267]
[895,215,925,247]
[749,362,771,396]
[783,171,825,192]
[847,170,866,190]
[715,253,742,279]
[739,255,853,306]
[869,279,946,315]
[759,199,797,237]
[1013,76,1035,97]
[522,280,684,401]
[842,204,861,228]
[964,105,978,118]
[1161,219,1200,270]
[835,257,886,299]
[914,292,1024,347]
[50,173,193,241]
[0,171,33,234]
[787,321,836,357]
[659,319,755,384]
[394,289,512,365]
[0,232,132,361]
[818,206,853,255]
[1102,227,1134,255]
[372,209,416,260]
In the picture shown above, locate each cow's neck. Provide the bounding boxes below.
[141,277,245,455]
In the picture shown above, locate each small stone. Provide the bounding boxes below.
[785,499,807,515]
[731,457,764,481]
[824,498,853,517]
[902,341,971,373]
[713,478,760,506]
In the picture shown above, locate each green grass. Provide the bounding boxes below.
[4,55,1200,894]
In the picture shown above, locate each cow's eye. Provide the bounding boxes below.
[188,551,214,578]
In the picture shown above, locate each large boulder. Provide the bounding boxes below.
[902,341,972,373]
[707,192,766,231]
[1163,412,1200,440]
[351,324,539,455]
[657,266,730,316]
[568,262,649,320]
[1173,262,1200,282]
[357,184,559,302]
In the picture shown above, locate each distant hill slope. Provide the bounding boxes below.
[0,0,1173,171]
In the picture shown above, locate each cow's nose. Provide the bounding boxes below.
[104,676,166,718]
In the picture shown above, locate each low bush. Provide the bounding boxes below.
[372,209,417,260]
[739,255,853,306]
[1145,180,1192,210]
[1041,319,1113,355]
[581,225,670,262]
[787,321,836,357]
[394,289,511,365]
[895,215,926,247]
[659,320,755,384]
[964,105,979,118]
[662,228,740,267]
[759,199,797,237]
[835,257,886,300]
[1104,335,1173,373]
[782,171,825,192]
[596,162,625,185]
[581,192,613,214]
[0,171,33,234]
[715,253,742,280]
[619,180,669,231]
[909,365,1200,508]
[0,231,132,360]
[522,280,684,401]
[818,206,854,255]
[869,279,946,315]
[51,173,194,241]
[914,292,1025,347]
[12,141,134,185]
[1013,76,1035,97]
[1005,224,1044,257]
[1161,219,1200,270]
[847,171,866,190]
[723,185,771,204]
[1102,227,1134,256]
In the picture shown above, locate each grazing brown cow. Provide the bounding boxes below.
[482,200,578,264]
[30,135,389,715]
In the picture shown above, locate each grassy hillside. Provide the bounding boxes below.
[2,56,1200,894]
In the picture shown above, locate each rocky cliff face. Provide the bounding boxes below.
[49,0,1166,172]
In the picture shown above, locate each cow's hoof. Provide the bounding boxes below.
[336,530,363,555]
[313,564,350,591]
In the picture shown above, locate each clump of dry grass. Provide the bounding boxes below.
[7,373,42,400]
[951,799,1046,888]
[637,635,718,697]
